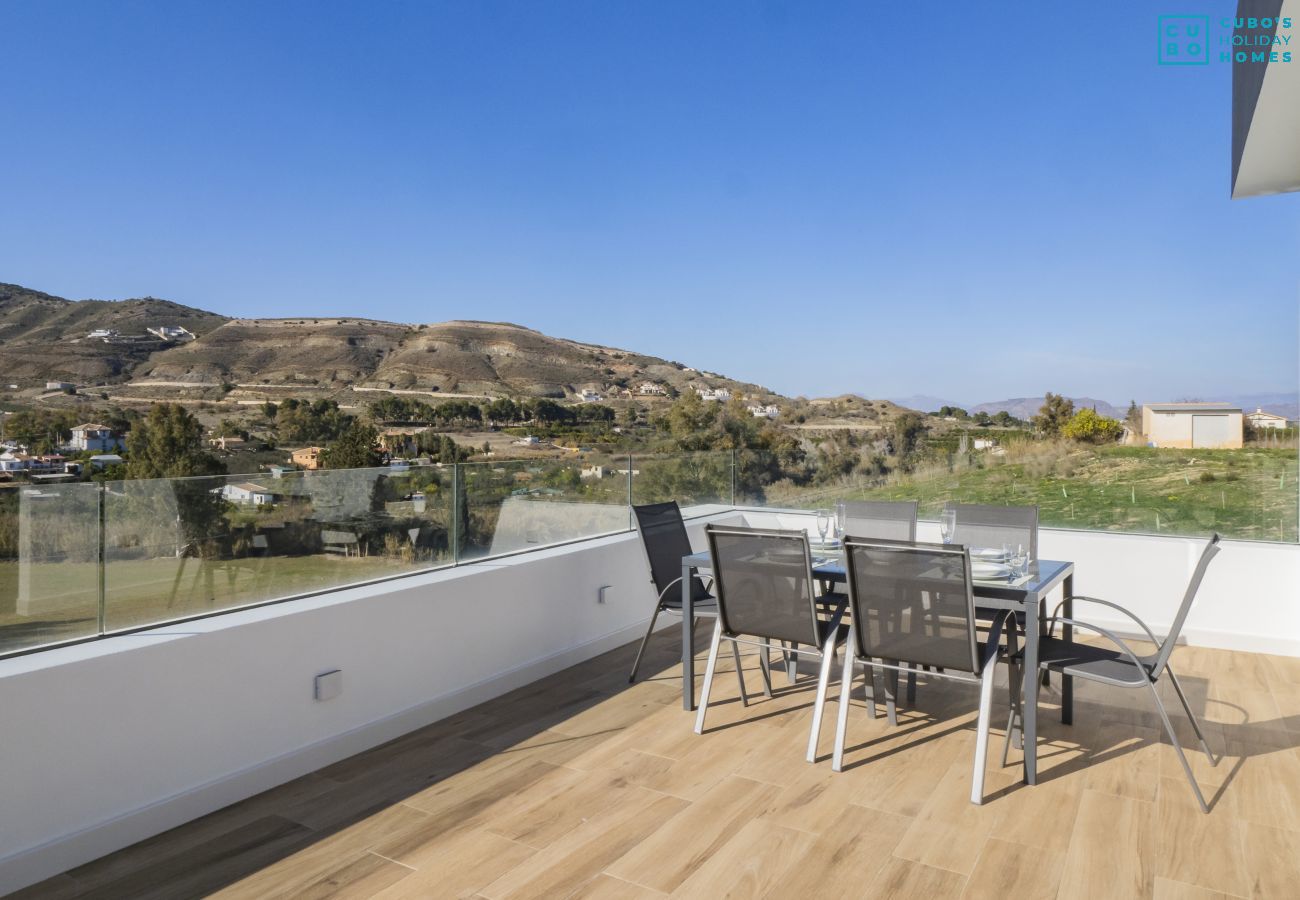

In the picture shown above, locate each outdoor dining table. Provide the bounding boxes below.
[680,549,1076,786]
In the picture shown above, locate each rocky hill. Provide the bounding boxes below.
[0,283,775,402]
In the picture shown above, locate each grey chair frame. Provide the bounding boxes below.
[1008,534,1222,812]
[695,525,843,764]
[830,537,1015,805]
[841,499,919,542]
[947,502,1039,560]
[627,502,772,697]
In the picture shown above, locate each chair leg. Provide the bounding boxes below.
[784,641,798,683]
[1148,680,1210,813]
[884,665,899,726]
[806,632,840,763]
[1165,666,1216,765]
[906,664,917,703]
[864,664,881,719]
[971,659,998,805]
[729,639,750,708]
[1002,661,1022,767]
[628,605,664,683]
[832,647,857,772]
[758,640,773,698]
[694,619,724,735]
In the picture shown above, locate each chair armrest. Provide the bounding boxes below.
[1042,616,1152,677]
[1049,596,1161,647]
[656,576,684,604]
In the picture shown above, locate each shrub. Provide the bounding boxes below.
[1061,408,1123,444]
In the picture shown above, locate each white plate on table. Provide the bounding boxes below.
[971,547,1010,563]
[971,561,1012,580]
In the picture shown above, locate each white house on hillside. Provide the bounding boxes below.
[1246,407,1290,430]
[696,387,731,402]
[147,325,195,342]
[747,404,779,419]
[71,424,124,453]
[216,482,276,506]
[638,382,667,396]
[578,389,604,403]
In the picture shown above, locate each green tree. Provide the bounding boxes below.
[1061,408,1123,444]
[126,404,226,479]
[484,398,522,424]
[1124,400,1142,433]
[321,422,383,469]
[889,412,926,460]
[1032,393,1075,437]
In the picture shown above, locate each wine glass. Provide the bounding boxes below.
[815,508,831,545]
[939,507,956,544]
[834,501,847,539]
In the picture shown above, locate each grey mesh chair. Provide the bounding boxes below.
[831,537,1015,805]
[947,502,1038,560]
[696,525,846,763]
[628,503,767,696]
[842,499,918,541]
[1011,533,1222,812]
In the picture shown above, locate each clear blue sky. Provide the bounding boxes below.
[1,1,1296,404]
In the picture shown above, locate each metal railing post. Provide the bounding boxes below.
[451,463,461,565]
[731,449,737,508]
[627,453,634,529]
[97,482,107,635]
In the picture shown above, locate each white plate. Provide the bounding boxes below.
[971,561,1011,579]
[971,548,1010,562]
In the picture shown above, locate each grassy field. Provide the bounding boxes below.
[767,443,1299,543]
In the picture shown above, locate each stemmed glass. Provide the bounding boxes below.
[939,507,956,544]
[815,508,832,546]
[834,501,847,540]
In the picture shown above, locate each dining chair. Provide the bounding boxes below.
[1010,533,1223,812]
[831,536,1015,805]
[947,502,1038,560]
[842,499,918,542]
[628,502,768,698]
[696,524,847,764]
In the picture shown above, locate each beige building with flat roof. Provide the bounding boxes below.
[1140,403,1243,449]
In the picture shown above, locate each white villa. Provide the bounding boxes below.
[71,423,124,453]
[578,389,604,403]
[147,325,195,342]
[695,387,731,402]
[747,404,779,419]
[216,482,276,506]
[1246,407,1290,430]
[638,382,667,395]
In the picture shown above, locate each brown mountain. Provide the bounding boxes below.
[0,283,775,402]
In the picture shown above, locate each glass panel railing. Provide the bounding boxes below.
[737,443,1299,542]
[101,464,454,632]
[0,482,102,654]
[630,450,734,516]
[457,454,630,561]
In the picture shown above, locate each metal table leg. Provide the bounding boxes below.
[1022,595,1040,785]
[682,558,695,711]
[1061,573,1074,725]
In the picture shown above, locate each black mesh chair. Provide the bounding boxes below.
[842,500,918,542]
[1010,534,1223,812]
[696,525,846,763]
[628,503,766,697]
[831,537,1014,805]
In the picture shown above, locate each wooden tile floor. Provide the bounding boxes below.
[16,629,1300,899]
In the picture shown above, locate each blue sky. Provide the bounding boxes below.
[1,1,1296,403]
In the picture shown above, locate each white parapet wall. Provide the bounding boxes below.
[0,512,741,895]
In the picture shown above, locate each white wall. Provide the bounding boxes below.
[0,513,740,895]
[742,509,1300,657]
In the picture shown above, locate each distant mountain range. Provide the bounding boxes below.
[0,282,774,402]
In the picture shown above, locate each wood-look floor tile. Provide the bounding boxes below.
[1153,777,1250,897]
[1238,821,1300,899]
[368,829,536,899]
[667,818,816,898]
[604,775,782,893]
[1057,790,1155,900]
[567,874,667,899]
[1151,876,1243,899]
[892,759,1016,876]
[863,857,968,899]
[1220,741,1300,832]
[762,805,900,898]
[959,838,1064,900]
[478,789,688,900]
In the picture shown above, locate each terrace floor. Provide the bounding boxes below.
[18,630,1300,899]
